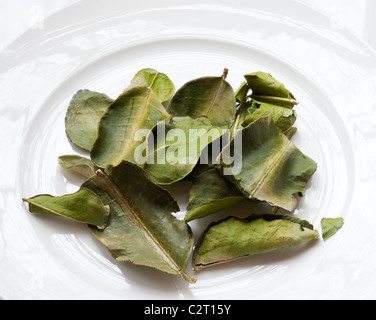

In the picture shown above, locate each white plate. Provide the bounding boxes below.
[2,0,376,300]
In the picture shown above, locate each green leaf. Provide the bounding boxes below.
[144,69,237,185]
[233,72,298,134]
[193,214,319,270]
[184,168,244,222]
[167,68,236,128]
[221,116,317,212]
[144,117,225,185]
[241,100,297,133]
[244,71,298,108]
[82,161,196,283]
[58,155,98,178]
[321,218,344,241]
[22,188,110,229]
[235,81,249,105]
[90,86,171,169]
[127,68,175,103]
[65,90,114,151]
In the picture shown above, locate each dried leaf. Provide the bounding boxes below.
[90,86,171,168]
[193,214,319,270]
[22,188,110,229]
[58,155,98,178]
[184,168,244,222]
[245,71,297,108]
[221,116,317,211]
[127,68,175,103]
[144,69,237,185]
[65,90,114,151]
[82,161,196,283]
[167,68,236,128]
[321,217,344,241]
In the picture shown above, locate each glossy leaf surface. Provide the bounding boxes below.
[193,214,319,270]
[91,86,171,168]
[65,90,114,151]
[221,116,317,211]
[82,161,196,283]
[22,188,110,229]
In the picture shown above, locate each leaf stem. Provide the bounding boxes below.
[222,68,229,80]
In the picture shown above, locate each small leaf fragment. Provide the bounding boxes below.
[65,90,114,151]
[321,217,344,241]
[193,214,319,270]
[22,188,110,229]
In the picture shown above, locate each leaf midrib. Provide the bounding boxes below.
[249,139,292,199]
[97,170,191,281]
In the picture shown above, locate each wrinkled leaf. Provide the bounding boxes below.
[144,69,237,185]
[240,100,297,133]
[184,168,244,222]
[321,217,344,241]
[58,155,98,178]
[233,72,298,133]
[91,86,171,168]
[127,68,175,103]
[193,213,319,270]
[245,71,297,108]
[221,116,317,212]
[82,161,196,283]
[65,90,114,151]
[22,188,110,229]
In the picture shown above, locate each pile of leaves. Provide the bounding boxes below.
[23,68,343,284]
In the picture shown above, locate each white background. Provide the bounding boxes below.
[1,0,375,50]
